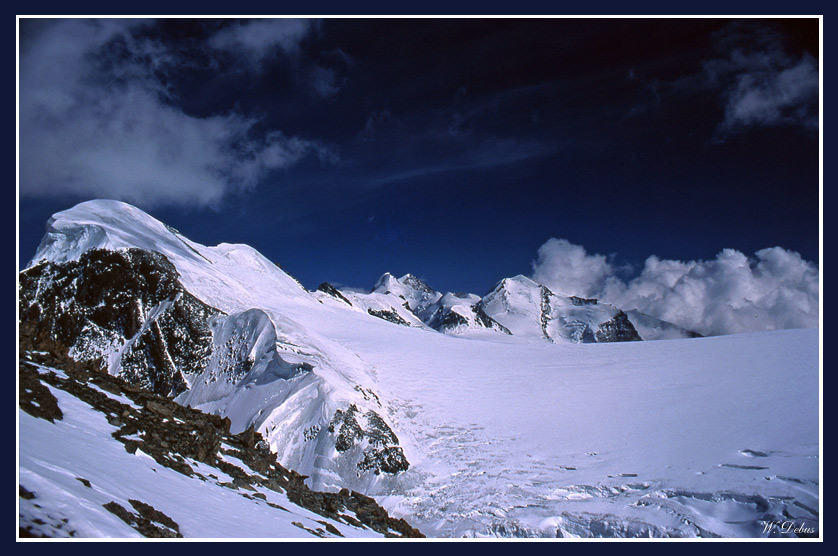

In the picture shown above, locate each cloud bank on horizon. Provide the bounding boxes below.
[19,19,334,209]
[532,238,819,337]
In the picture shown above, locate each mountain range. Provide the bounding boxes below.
[18,200,819,538]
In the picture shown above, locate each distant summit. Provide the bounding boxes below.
[325,271,698,343]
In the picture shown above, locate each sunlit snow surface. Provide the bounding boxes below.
[28,200,820,538]
[18,369,381,538]
[312,317,819,537]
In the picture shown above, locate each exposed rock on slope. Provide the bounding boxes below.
[367,308,411,326]
[19,244,410,488]
[595,311,642,343]
[317,282,353,306]
[19,248,218,397]
[18,324,424,538]
[329,404,410,475]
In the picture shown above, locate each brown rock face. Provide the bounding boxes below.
[19,325,424,538]
[20,248,219,397]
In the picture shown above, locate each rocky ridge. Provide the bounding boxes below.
[322,272,697,342]
[18,322,423,539]
[19,247,409,480]
[19,248,218,397]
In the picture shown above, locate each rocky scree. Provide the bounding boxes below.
[18,324,424,538]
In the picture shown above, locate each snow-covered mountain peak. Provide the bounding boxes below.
[484,275,544,308]
[480,274,646,342]
[19,200,817,538]
[373,272,436,295]
[504,274,542,288]
[30,199,193,267]
[399,273,436,294]
[372,272,399,293]
[370,271,442,315]
[28,200,313,316]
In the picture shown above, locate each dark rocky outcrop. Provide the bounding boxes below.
[367,308,410,326]
[540,287,553,340]
[18,326,423,538]
[329,405,410,475]
[471,305,512,335]
[595,311,642,343]
[570,296,599,306]
[103,500,182,538]
[359,447,411,475]
[19,362,64,422]
[428,307,469,331]
[317,282,352,306]
[19,249,219,397]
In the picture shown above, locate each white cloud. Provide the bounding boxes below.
[532,239,615,299]
[707,24,819,134]
[208,18,313,66]
[720,53,819,131]
[531,238,818,336]
[628,23,819,136]
[19,19,331,208]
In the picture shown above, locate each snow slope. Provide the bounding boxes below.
[18,358,414,538]
[19,375,373,538]
[23,200,820,538]
[28,200,406,493]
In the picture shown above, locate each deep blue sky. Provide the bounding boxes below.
[18,18,820,295]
